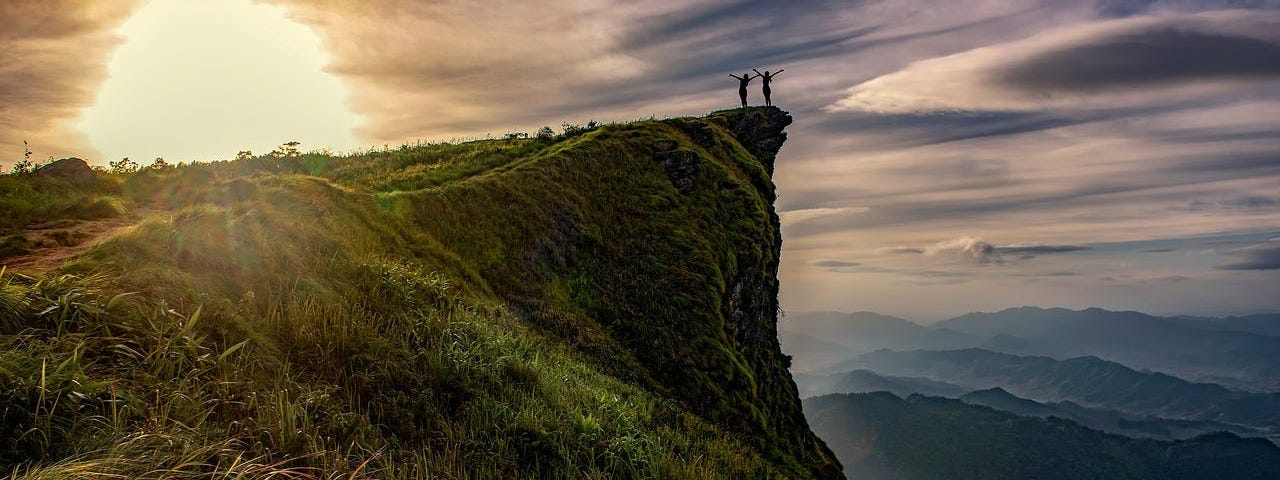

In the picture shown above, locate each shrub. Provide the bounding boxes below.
[109,157,139,175]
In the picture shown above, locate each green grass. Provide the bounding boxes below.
[0,174,125,234]
[0,107,839,478]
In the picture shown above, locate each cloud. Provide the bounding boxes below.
[0,0,146,166]
[997,244,1092,254]
[878,246,925,255]
[925,236,1000,264]
[808,259,978,284]
[259,0,884,145]
[868,237,1091,265]
[1222,196,1280,209]
[1217,240,1280,270]
[257,0,650,143]
[828,11,1280,114]
[811,259,862,269]
[779,206,870,225]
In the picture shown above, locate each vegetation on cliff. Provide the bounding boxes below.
[0,107,840,478]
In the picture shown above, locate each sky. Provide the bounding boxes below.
[2,0,1278,319]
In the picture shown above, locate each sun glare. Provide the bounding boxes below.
[80,0,359,163]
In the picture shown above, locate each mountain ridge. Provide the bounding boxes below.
[839,348,1280,432]
[784,306,1280,391]
[805,392,1280,480]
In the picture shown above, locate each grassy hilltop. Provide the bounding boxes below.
[0,107,842,478]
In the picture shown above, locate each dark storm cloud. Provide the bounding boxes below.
[1166,152,1280,175]
[1218,241,1280,270]
[1095,0,1280,18]
[0,1,145,164]
[813,95,1245,154]
[812,111,1083,150]
[832,11,1280,113]
[997,29,1280,92]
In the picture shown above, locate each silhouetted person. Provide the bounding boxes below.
[754,69,784,106]
[729,72,760,108]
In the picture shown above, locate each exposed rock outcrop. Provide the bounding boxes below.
[711,106,793,175]
[35,158,94,184]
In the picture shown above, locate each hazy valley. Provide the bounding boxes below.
[785,307,1280,478]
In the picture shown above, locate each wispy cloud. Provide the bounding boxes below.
[811,259,862,269]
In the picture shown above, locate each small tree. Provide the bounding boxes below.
[10,140,35,174]
[149,157,172,170]
[109,157,139,174]
[270,141,301,158]
[235,150,254,161]
[560,120,600,139]
[535,126,555,140]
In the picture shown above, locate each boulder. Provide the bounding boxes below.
[35,157,95,185]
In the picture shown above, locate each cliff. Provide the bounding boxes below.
[0,107,840,478]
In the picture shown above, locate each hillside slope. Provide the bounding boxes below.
[0,107,840,478]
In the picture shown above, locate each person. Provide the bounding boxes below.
[753,69,784,106]
[729,72,759,108]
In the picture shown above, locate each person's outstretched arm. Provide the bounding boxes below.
[773,69,785,76]
[729,74,741,80]
[753,68,763,76]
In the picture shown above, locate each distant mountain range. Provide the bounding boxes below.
[805,392,1280,480]
[936,307,1280,391]
[1168,313,1280,338]
[796,368,1263,441]
[959,387,1266,441]
[782,307,1280,391]
[794,369,971,398]
[836,348,1280,430]
[787,308,1280,477]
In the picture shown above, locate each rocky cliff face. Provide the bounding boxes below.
[637,107,841,478]
[704,107,834,478]
[401,106,842,478]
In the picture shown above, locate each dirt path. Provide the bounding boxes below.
[0,210,157,274]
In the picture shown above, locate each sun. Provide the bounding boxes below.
[79,0,359,164]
